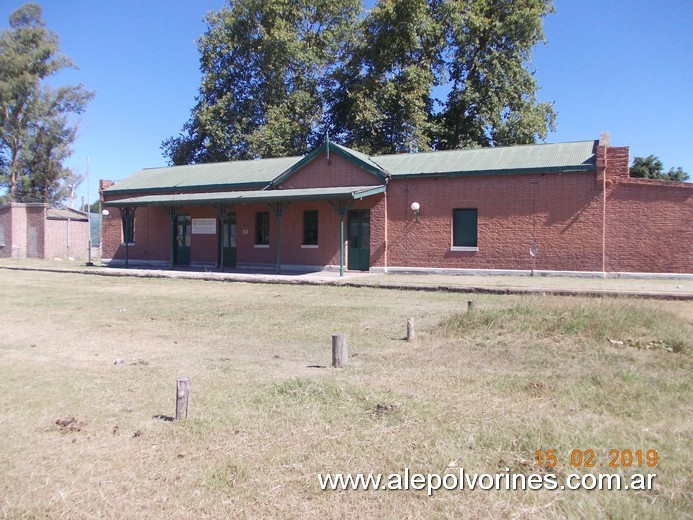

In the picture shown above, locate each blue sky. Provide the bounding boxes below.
[1,1,691,205]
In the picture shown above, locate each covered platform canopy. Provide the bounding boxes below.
[101,185,385,208]
[103,185,386,276]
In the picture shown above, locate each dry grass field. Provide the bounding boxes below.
[0,269,691,519]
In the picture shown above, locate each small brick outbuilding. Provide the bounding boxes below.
[100,134,693,275]
[0,203,90,260]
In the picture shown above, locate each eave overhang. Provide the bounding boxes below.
[103,185,386,208]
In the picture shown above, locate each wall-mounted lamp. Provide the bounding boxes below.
[101,209,110,217]
[411,202,420,222]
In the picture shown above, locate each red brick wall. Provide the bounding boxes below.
[0,203,89,260]
[101,206,123,260]
[25,205,46,259]
[101,197,384,270]
[386,172,605,271]
[598,145,693,274]
[11,204,27,258]
[605,179,693,273]
[243,197,384,268]
[188,206,218,264]
[0,203,46,259]
[99,143,693,274]
[0,205,10,258]
[263,201,338,267]
[102,206,172,264]
[44,218,89,260]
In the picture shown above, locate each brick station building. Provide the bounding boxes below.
[100,134,693,275]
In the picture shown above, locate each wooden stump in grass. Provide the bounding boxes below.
[406,318,415,341]
[175,377,191,420]
[332,334,348,368]
[468,300,476,311]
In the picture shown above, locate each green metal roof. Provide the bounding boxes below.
[104,140,598,196]
[103,185,386,208]
[371,140,598,177]
[104,155,301,195]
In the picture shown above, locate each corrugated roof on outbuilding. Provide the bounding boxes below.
[46,207,89,221]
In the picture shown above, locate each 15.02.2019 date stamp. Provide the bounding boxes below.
[535,449,658,469]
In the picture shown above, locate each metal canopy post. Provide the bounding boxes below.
[119,207,136,269]
[330,200,353,277]
[269,202,288,274]
[214,204,232,272]
[164,206,179,269]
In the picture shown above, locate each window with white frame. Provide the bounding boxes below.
[452,208,478,250]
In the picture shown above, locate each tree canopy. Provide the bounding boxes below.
[327,0,443,155]
[629,155,689,182]
[0,3,93,204]
[436,0,555,149]
[162,0,361,164]
[164,0,555,164]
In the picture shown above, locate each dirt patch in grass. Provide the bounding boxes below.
[0,270,691,518]
[55,417,86,434]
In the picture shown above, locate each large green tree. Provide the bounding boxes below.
[165,0,556,163]
[0,3,93,204]
[436,0,555,149]
[630,155,689,182]
[328,0,444,155]
[162,0,361,164]
[330,0,555,155]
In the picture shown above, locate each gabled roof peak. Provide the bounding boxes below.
[271,141,389,186]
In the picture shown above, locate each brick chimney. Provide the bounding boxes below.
[595,133,630,186]
[99,180,115,201]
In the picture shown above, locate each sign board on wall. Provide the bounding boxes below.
[192,218,217,235]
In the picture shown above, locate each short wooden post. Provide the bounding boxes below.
[468,300,476,311]
[175,377,191,420]
[332,334,348,368]
[406,318,415,341]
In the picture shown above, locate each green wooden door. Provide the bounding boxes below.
[347,210,370,271]
[221,213,237,268]
[174,215,191,265]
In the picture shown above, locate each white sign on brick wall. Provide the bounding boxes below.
[192,218,217,235]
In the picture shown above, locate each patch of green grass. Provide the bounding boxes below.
[438,299,691,352]
[203,459,248,492]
